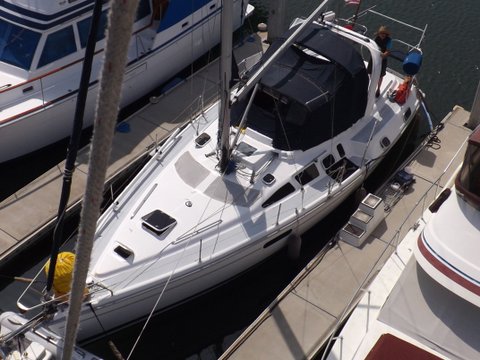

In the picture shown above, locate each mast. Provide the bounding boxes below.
[217,0,233,174]
[351,0,363,28]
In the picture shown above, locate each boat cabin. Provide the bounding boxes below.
[231,23,369,151]
[0,0,152,76]
[455,125,480,209]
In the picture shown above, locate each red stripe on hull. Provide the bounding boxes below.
[417,234,480,297]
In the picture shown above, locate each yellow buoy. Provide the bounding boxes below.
[44,251,75,297]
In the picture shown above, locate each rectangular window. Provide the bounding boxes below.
[38,26,77,68]
[77,10,109,48]
[0,22,41,70]
[295,163,319,185]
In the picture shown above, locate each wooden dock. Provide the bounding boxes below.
[220,106,473,360]
[0,33,266,265]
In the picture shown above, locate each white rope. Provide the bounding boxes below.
[61,1,140,359]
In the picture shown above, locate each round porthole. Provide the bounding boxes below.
[380,137,391,148]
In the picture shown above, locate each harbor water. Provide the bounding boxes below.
[0,0,479,359]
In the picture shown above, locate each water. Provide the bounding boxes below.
[1,1,479,359]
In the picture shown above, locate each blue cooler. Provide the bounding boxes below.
[402,50,423,75]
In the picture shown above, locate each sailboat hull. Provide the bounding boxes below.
[46,94,418,342]
[19,10,425,344]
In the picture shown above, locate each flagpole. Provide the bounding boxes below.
[353,0,363,27]
[345,0,362,28]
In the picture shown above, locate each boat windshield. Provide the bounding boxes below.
[0,21,41,70]
[456,140,480,208]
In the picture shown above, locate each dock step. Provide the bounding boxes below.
[339,193,384,247]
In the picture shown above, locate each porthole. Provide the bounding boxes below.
[380,137,391,148]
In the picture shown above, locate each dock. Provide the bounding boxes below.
[220,105,473,359]
[0,33,267,264]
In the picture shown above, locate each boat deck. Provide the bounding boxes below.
[0,32,267,264]
[219,105,473,360]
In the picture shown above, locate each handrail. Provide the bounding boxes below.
[367,9,428,49]
[131,183,158,219]
[16,273,111,313]
[155,127,182,160]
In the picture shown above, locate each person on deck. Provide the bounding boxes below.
[368,26,392,98]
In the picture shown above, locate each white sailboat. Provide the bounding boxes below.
[325,124,480,359]
[19,0,428,343]
[0,0,252,163]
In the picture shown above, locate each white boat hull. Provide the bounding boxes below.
[46,96,417,341]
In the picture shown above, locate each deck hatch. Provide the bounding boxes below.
[141,209,177,236]
[114,245,133,259]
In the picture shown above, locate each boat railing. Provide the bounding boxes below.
[16,273,112,313]
[320,120,468,359]
[39,78,47,106]
[367,9,427,49]
[335,18,368,35]
[342,6,427,48]
[337,6,427,67]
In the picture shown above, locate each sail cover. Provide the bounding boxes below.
[235,23,369,151]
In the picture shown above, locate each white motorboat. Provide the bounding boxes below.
[0,311,101,360]
[325,125,480,359]
[0,0,251,163]
[19,2,427,343]
[417,126,480,308]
